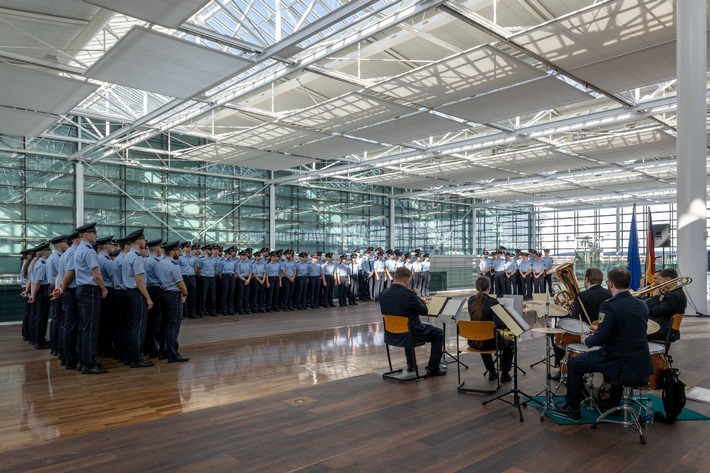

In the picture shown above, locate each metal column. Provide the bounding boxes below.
[389,194,395,250]
[269,183,276,250]
[75,118,84,227]
[676,0,707,315]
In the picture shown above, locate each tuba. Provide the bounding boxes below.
[552,261,580,313]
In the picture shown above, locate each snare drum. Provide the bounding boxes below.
[560,343,600,376]
[647,342,670,389]
[554,319,591,349]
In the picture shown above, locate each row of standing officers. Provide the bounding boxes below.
[478,249,555,299]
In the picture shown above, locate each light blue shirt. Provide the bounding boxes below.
[74,241,99,286]
[384,258,396,274]
[98,251,115,288]
[532,260,545,274]
[218,258,237,275]
[32,257,49,285]
[20,259,28,287]
[236,260,252,277]
[113,252,126,289]
[336,263,350,278]
[479,258,491,273]
[322,261,336,276]
[197,256,218,277]
[518,260,533,274]
[492,258,505,272]
[295,260,309,276]
[122,249,145,289]
[144,255,161,286]
[266,261,281,277]
[251,261,266,278]
[421,260,431,272]
[158,258,183,291]
[58,244,79,289]
[374,259,385,272]
[179,253,197,276]
[280,260,296,277]
[45,250,63,286]
[541,256,553,270]
[308,261,322,276]
[505,259,517,274]
[361,257,373,273]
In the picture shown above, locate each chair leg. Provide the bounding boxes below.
[383,345,427,383]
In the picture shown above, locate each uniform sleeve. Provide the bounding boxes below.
[87,250,99,271]
[132,255,145,276]
[34,262,47,283]
[585,302,614,347]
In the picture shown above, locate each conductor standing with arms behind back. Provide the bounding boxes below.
[379,267,446,376]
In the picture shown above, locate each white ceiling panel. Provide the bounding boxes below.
[177,142,253,162]
[0,64,98,114]
[438,77,591,125]
[85,27,250,99]
[83,0,210,28]
[238,153,316,171]
[368,46,545,108]
[350,112,466,144]
[514,0,676,70]
[0,107,59,138]
[280,93,415,133]
[565,129,676,159]
[224,123,329,151]
[288,136,383,159]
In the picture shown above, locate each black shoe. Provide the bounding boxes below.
[76,363,83,372]
[500,372,512,383]
[425,368,447,377]
[82,366,108,374]
[488,371,498,381]
[130,360,155,368]
[145,352,159,359]
[407,365,416,373]
[209,313,218,317]
[199,315,205,318]
[188,315,198,319]
[65,364,77,370]
[168,356,190,363]
[351,302,358,305]
[34,343,50,350]
[554,402,581,421]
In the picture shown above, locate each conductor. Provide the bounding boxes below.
[555,267,653,420]
[379,267,446,376]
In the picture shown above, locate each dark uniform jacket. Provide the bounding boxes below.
[571,284,612,323]
[584,291,653,383]
[379,283,429,346]
[466,293,505,350]
[647,287,686,340]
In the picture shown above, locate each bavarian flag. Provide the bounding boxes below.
[627,204,642,290]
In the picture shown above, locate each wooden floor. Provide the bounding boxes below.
[1,300,709,472]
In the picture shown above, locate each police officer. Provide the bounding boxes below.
[158,241,189,363]
[518,252,533,300]
[321,253,336,307]
[235,250,253,314]
[218,247,236,315]
[112,237,130,363]
[196,244,218,317]
[383,250,396,291]
[491,251,506,298]
[532,252,546,294]
[46,235,69,356]
[307,253,323,309]
[73,222,108,374]
[478,251,492,282]
[250,251,266,313]
[191,243,203,316]
[56,232,81,369]
[121,229,154,368]
[336,254,350,307]
[504,252,517,295]
[360,248,374,301]
[372,251,386,301]
[96,235,115,358]
[179,242,198,318]
[542,249,554,296]
[28,242,52,349]
[348,253,360,306]
[294,252,310,310]
[279,249,296,311]
[265,251,281,312]
[143,238,163,358]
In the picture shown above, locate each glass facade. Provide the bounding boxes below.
[475,207,533,254]
[395,200,473,254]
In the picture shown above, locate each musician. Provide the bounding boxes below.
[555,267,653,420]
[467,276,514,383]
[379,267,446,376]
[646,268,687,342]
[551,268,611,379]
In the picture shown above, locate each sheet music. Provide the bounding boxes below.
[492,304,531,337]
[440,298,465,319]
[427,296,449,316]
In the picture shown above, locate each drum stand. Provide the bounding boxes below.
[524,331,557,421]
[483,336,532,422]
[530,303,555,369]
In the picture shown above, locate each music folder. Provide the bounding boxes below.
[427,296,449,316]
[492,303,530,337]
[440,298,465,320]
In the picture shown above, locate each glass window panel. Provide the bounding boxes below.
[26,189,73,207]
[0,223,23,238]
[26,223,74,238]
[25,156,73,174]
[26,171,74,190]
[26,206,73,223]
[85,194,121,209]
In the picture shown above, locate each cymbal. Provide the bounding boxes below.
[532,327,566,334]
[524,300,550,307]
[647,320,661,335]
[524,302,569,317]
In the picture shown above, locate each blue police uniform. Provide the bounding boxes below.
[518,258,533,299]
[250,259,267,312]
[235,258,253,314]
[307,258,323,308]
[294,257,310,310]
[321,259,336,307]
[280,257,297,310]
[265,259,282,311]
[336,260,350,306]
[197,255,218,316]
[158,255,187,361]
[347,257,360,305]
[58,243,80,368]
[532,258,546,294]
[179,250,197,317]
[372,257,386,300]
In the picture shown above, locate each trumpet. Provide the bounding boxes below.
[631,276,692,298]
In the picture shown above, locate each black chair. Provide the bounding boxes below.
[382,315,427,382]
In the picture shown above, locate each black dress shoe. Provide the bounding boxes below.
[500,372,512,383]
[65,364,77,370]
[425,368,447,377]
[554,402,581,421]
[34,343,50,350]
[407,365,416,373]
[168,356,190,363]
[82,366,108,374]
[76,363,83,372]
[130,360,155,368]
[488,371,498,381]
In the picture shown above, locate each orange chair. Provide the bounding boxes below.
[663,313,684,357]
[382,316,427,382]
[456,320,500,394]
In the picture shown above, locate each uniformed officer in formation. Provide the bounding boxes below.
[542,249,555,296]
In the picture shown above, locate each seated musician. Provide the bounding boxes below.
[555,268,653,420]
[379,267,446,376]
[551,268,611,380]
[646,268,687,342]
[467,276,514,383]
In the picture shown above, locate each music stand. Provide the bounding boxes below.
[482,303,533,422]
[440,298,467,369]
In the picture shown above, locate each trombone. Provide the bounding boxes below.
[631,276,692,298]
